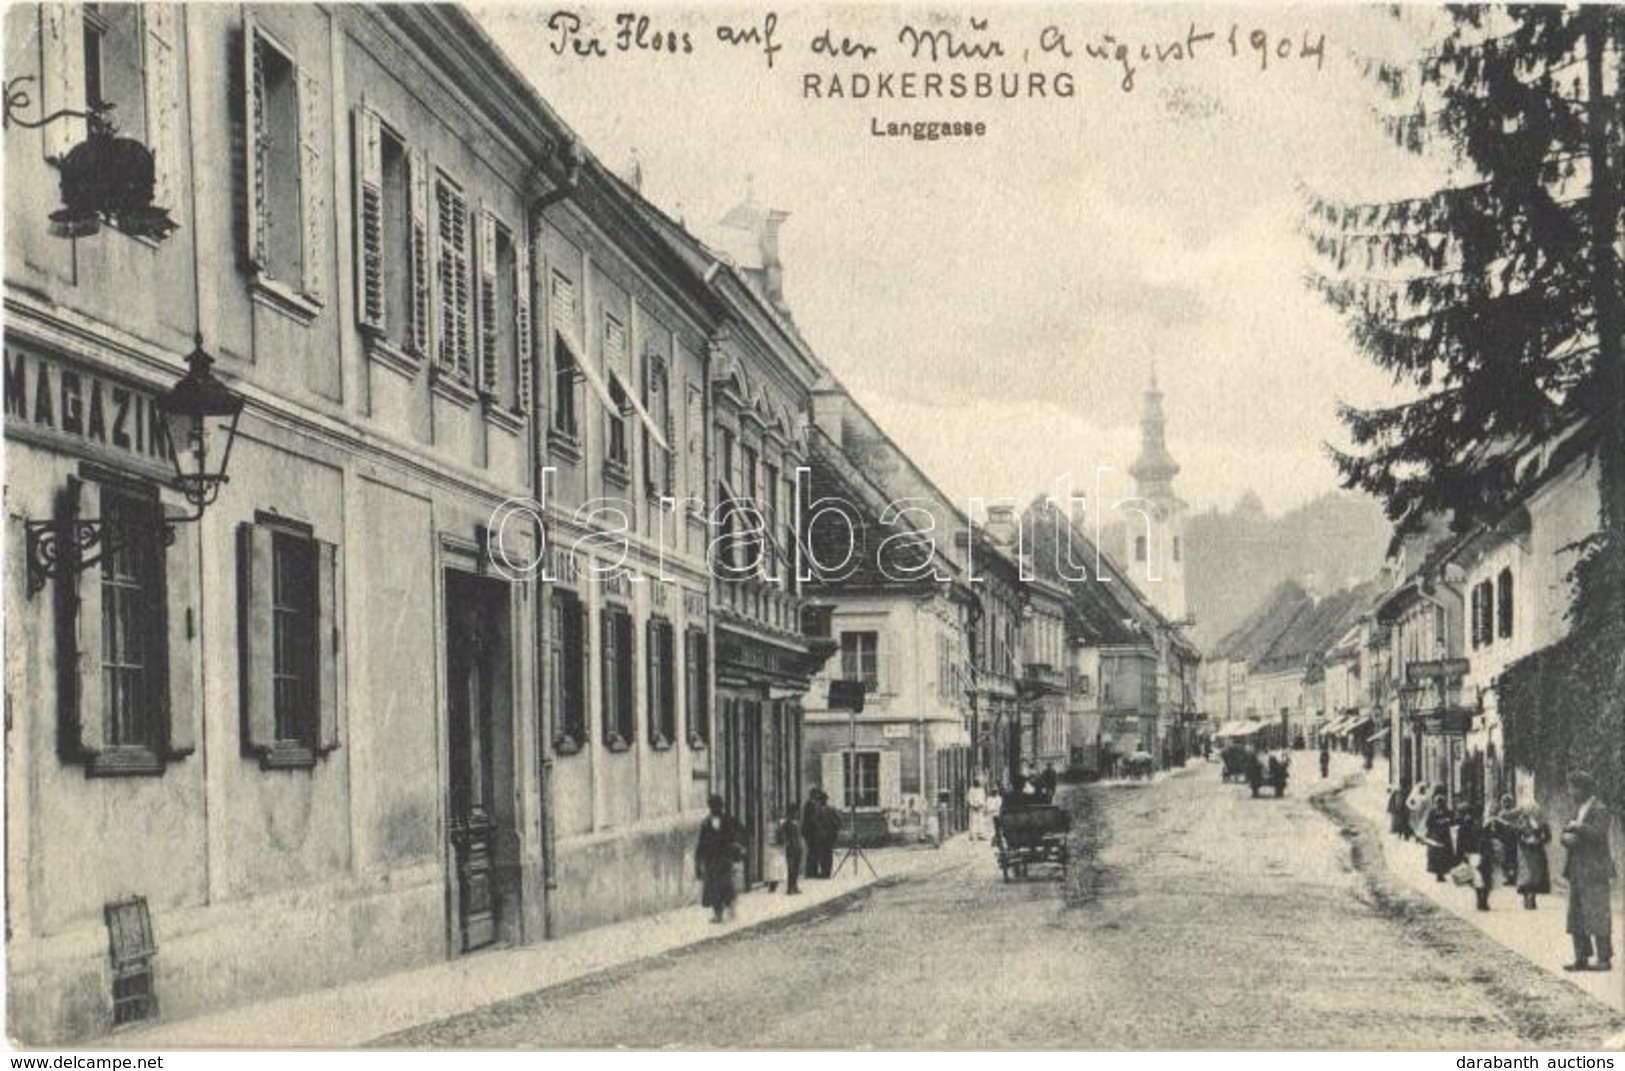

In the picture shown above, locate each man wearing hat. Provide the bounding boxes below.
[1561,770,1614,972]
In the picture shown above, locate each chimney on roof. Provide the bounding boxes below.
[718,181,793,317]
[1069,495,1088,533]
[625,148,644,192]
[1302,571,1322,605]
[985,504,1019,549]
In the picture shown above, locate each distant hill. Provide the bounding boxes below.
[1185,491,1392,653]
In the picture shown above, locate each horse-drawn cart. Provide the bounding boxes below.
[993,804,1071,881]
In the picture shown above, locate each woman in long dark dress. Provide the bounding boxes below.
[696,794,743,923]
[1387,785,1411,838]
[1424,792,1456,882]
[1515,805,1552,909]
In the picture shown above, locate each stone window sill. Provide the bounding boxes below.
[548,427,582,463]
[85,747,166,778]
[258,743,318,771]
[430,367,480,407]
[482,397,525,436]
[364,331,424,378]
[250,275,322,326]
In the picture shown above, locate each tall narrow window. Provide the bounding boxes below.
[239,519,340,768]
[271,532,317,746]
[644,357,673,497]
[604,314,629,471]
[684,384,704,501]
[550,273,579,439]
[355,110,418,357]
[840,631,880,693]
[647,619,676,747]
[435,178,471,380]
[100,487,166,751]
[84,6,147,141]
[473,215,517,408]
[551,590,586,751]
[253,38,301,285]
[600,607,635,748]
[241,20,324,304]
[685,629,709,747]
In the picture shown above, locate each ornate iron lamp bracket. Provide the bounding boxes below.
[25,517,177,598]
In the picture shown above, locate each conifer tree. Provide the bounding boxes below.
[1307,6,1623,799]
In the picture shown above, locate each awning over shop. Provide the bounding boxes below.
[1216,720,1265,739]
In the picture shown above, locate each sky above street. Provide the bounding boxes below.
[477,3,1454,515]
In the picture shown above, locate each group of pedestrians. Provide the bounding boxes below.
[1384,770,1613,972]
[692,790,846,925]
[966,766,1061,841]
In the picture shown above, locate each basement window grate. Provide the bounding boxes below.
[105,896,158,1026]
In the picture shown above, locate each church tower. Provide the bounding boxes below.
[1123,368,1188,622]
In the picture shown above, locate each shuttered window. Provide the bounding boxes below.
[435,178,472,380]
[550,273,580,438]
[352,104,418,356]
[550,590,587,752]
[647,619,676,748]
[475,210,501,397]
[684,629,709,747]
[644,357,674,497]
[600,606,635,749]
[39,5,181,208]
[239,519,341,768]
[53,475,195,776]
[242,20,325,303]
[604,314,629,469]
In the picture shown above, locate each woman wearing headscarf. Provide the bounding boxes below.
[1423,789,1456,882]
[695,794,744,924]
[1515,803,1552,910]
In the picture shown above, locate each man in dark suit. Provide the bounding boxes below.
[1561,771,1614,972]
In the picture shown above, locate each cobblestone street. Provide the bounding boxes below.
[378,766,1625,1049]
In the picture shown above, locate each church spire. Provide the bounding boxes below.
[1129,368,1181,503]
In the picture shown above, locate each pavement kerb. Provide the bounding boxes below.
[118,837,975,1049]
[1308,761,1625,1039]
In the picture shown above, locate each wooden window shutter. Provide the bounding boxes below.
[514,236,533,415]
[646,620,660,743]
[165,529,198,757]
[296,65,327,303]
[880,750,902,809]
[476,209,499,396]
[435,181,470,378]
[354,103,385,332]
[39,4,87,161]
[821,751,845,805]
[550,272,575,336]
[243,22,267,271]
[141,5,181,209]
[55,477,104,759]
[408,151,431,357]
[316,539,342,752]
[238,523,277,754]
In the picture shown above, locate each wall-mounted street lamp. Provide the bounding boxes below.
[25,337,244,597]
[3,78,178,241]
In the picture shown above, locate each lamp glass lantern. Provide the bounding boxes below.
[156,339,244,515]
